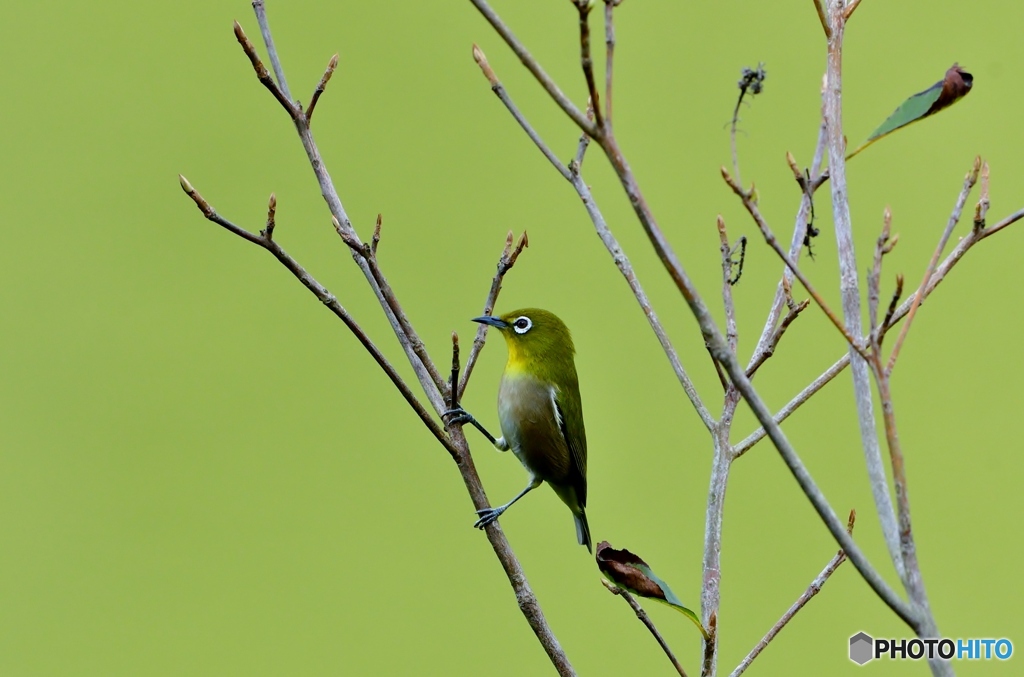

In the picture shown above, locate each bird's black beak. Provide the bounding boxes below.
[472,315,509,330]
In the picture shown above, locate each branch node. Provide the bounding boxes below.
[333,215,365,254]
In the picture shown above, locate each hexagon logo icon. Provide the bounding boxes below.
[850,632,874,665]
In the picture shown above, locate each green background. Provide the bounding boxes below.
[1,1,1021,674]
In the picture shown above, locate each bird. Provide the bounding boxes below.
[445,308,591,552]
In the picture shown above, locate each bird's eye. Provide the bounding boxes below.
[513,316,532,334]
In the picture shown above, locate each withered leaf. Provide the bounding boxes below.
[596,541,709,640]
[848,63,973,160]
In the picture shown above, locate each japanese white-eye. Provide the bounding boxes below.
[447,308,591,552]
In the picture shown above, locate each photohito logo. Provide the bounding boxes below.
[849,632,1013,665]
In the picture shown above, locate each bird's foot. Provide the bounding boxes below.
[473,506,506,529]
[442,406,476,428]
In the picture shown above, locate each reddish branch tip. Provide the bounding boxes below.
[847,509,857,533]
[232,20,244,41]
[472,44,499,86]
[329,53,339,69]
[268,192,277,209]
[452,331,459,345]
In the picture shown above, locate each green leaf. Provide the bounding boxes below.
[596,541,709,640]
[847,63,973,160]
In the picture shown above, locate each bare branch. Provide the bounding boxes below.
[574,0,604,129]
[729,510,856,677]
[472,45,571,180]
[469,0,598,137]
[882,274,904,334]
[747,123,827,375]
[332,216,449,397]
[459,230,529,399]
[746,292,810,378]
[813,0,832,38]
[736,202,1024,458]
[722,167,868,359]
[718,217,740,353]
[233,21,297,118]
[822,5,904,583]
[734,352,849,457]
[843,0,864,21]
[603,1,616,126]
[179,178,453,455]
[868,206,892,338]
[887,158,980,374]
[252,0,293,101]
[306,53,339,121]
[179,174,264,246]
[602,580,689,677]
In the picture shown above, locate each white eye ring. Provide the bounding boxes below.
[512,316,532,334]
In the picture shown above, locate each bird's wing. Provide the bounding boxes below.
[552,385,587,508]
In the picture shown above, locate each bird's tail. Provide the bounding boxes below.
[574,508,592,554]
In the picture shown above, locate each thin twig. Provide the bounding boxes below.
[736,203,1024,457]
[746,122,827,376]
[722,167,868,359]
[882,275,904,333]
[233,21,298,117]
[602,581,688,677]
[603,1,616,127]
[843,0,864,21]
[813,0,832,38]
[734,353,849,456]
[718,216,740,354]
[472,45,571,180]
[868,207,894,338]
[886,158,980,374]
[746,295,810,378]
[236,17,446,415]
[306,53,338,121]
[252,0,293,101]
[729,65,767,187]
[469,0,597,137]
[575,0,603,129]
[332,216,449,397]
[179,177,453,455]
[459,230,529,399]
[729,510,856,677]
